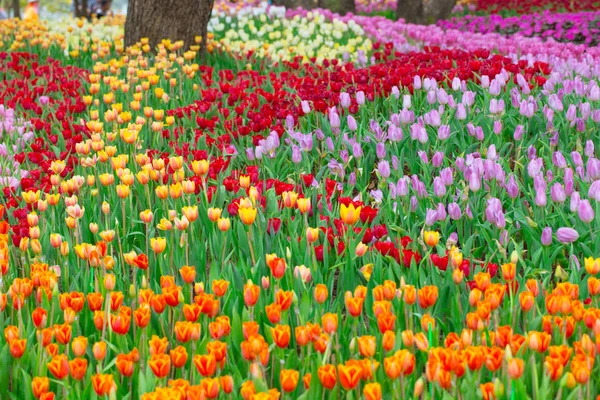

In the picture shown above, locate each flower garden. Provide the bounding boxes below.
[0,0,600,399]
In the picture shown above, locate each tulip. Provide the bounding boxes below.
[423,231,440,247]
[340,203,361,225]
[239,206,257,225]
[337,363,362,390]
[280,369,299,392]
[556,227,579,243]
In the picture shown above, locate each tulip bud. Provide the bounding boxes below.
[414,378,425,397]
[102,201,110,215]
[286,247,291,261]
[141,275,148,289]
[104,274,116,291]
[554,264,569,283]
[89,223,99,234]
[30,239,42,254]
[195,282,204,294]
[562,372,577,389]
[129,284,136,299]
[510,250,519,264]
[262,276,270,290]
[355,243,368,257]
[60,242,70,256]
[494,379,504,398]
[349,337,357,353]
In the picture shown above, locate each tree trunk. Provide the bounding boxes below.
[73,0,90,19]
[424,0,457,22]
[11,0,19,19]
[318,0,355,14]
[124,0,214,53]
[271,0,318,11]
[397,0,424,24]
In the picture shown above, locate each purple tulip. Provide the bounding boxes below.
[493,120,502,135]
[347,115,357,131]
[425,209,437,226]
[440,167,453,186]
[551,183,566,203]
[403,95,411,109]
[514,124,524,140]
[433,177,446,197]
[556,227,579,243]
[292,145,302,164]
[552,152,567,169]
[410,196,418,212]
[589,180,600,201]
[448,202,461,220]
[356,91,365,105]
[432,152,443,167]
[377,160,390,179]
[388,124,402,142]
[438,125,450,140]
[578,199,595,223]
[541,227,552,246]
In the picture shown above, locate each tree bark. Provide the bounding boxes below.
[271,0,318,11]
[424,0,457,22]
[318,0,355,15]
[11,0,19,19]
[73,0,90,19]
[396,0,424,24]
[124,0,214,54]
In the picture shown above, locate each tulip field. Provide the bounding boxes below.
[1,1,600,399]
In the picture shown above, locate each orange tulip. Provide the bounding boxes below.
[149,353,171,378]
[201,378,221,399]
[54,323,72,345]
[528,331,551,353]
[321,313,338,334]
[179,266,196,284]
[92,373,115,396]
[382,331,396,352]
[71,336,88,358]
[212,279,229,297]
[69,358,88,380]
[280,369,299,392]
[32,307,48,329]
[465,346,485,371]
[501,262,516,281]
[507,358,525,379]
[314,284,328,304]
[345,293,364,317]
[240,380,256,400]
[220,375,234,394]
[417,285,438,309]
[47,355,69,380]
[267,256,287,280]
[134,305,151,328]
[31,377,49,398]
[170,345,188,368]
[9,338,26,358]
[116,353,135,377]
[243,281,260,307]
[194,354,217,377]
[275,290,293,311]
[148,335,169,355]
[271,324,291,348]
[544,356,564,381]
[403,285,416,305]
[480,382,495,400]
[318,364,337,390]
[364,382,382,400]
[377,312,396,333]
[519,291,535,312]
[357,336,376,358]
[338,363,362,390]
[340,203,361,225]
[265,303,282,324]
[484,347,503,372]
[93,342,107,361]
[384,355,401,379]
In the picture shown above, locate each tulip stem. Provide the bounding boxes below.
[247,227,256,267]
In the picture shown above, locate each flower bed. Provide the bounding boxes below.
[0,10,599,400]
